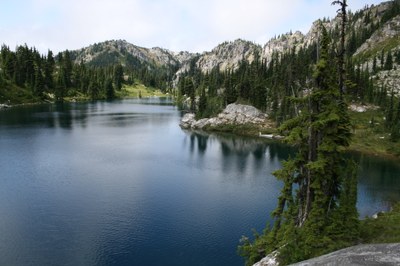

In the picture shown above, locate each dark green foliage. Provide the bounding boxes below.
[113,64,124,90]
[105,78,115,100]
[360,203,400,243]
[381,0,400,25]
[0,44,138,103]
[385,90,396,129]
[177,38,316,120]
[390,99,400,142]
[197,87,207,118]
[395,50,400,65]
[238,227,275,266]
[240,19,359,265]
[384,50,393,70]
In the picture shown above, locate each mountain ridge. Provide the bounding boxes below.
[68,1,399,85]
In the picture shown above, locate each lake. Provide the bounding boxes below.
[0,98,399,266]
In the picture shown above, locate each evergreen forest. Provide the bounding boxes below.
[1,1,400,264]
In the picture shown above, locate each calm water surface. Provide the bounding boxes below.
[0,98,399,266]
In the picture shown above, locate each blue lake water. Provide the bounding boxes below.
[0,98,399,266]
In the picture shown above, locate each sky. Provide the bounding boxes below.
[0,0,386,54]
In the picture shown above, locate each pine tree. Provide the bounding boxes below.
[386,90,395,129]
[113,64,124,90]
[390,98,400,142]
[33,67,45,96]
[44,50,55,90]
[240,6,359,263]
[372,56,378,74]
[395,50,400,65]
[198,87,207,118]
[384,50,393,70]
[62,50,73,88]
[105,78,115,100]
[271,23,357,264]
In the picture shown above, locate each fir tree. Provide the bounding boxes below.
[113,64,124,90]
[240,11,359,265]
[105,78,115,100]
[384,50,393,70]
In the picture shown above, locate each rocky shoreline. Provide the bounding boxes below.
[180,103,276,133]
[0,104,11,110]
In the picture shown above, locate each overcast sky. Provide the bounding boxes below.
[1,0,385,54]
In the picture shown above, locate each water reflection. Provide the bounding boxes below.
[0,102,90,129]
[352,153,400,217]
[183,130,400,217]
[0,99,176,131]
[182,130,293,177]
[1,99,400,266]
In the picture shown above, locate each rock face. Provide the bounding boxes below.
[195,39,262,73]
[253,250,279,266]
[290,243,400,266]
[71,39,195,67]
[179,103,270,130]
[254,243,400,266]
[67,2,400,97]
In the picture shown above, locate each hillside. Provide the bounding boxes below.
[69,39,188,68]
[61,1,400,91]
[2,1,400,108]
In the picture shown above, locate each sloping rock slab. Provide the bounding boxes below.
[290,243,400,266]
[179,103,269,130]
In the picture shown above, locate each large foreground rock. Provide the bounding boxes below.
[255,243,400,266]
[179,103,271,130]
[254,243,400,266]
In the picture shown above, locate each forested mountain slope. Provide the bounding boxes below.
[1,1,400,114]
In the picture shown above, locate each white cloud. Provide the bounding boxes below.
[0,0,386,54]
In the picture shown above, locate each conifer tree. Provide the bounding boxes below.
[240,5,359,263]
[113,64,124,90]
[44,50,55,90]
[384,50,393,70]
[105,78,115,100]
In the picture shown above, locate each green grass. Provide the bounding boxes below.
[349,107,400,160]
[117,82,168,98]
[0,81,40,105]
[0,80,169,106]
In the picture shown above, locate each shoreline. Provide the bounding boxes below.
[3,100,400,162]
[190,125,400,163]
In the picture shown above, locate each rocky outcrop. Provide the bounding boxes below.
[253,250,279,266]
[291,243,400,266]
[195,39,262,73]
[254,243,400,266]
[354,6,398,57]
[71,39,191,67]
[262,31,306,65]
[179,103,272,130]
[0,104,11,110]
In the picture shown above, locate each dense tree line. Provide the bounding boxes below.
[176,0,400,141]
[176,44,318,122]
[69,44,176,93]
[235,1,400,265]
[237,1,361,264]
[0,44,176,103]
[0,44,129,102]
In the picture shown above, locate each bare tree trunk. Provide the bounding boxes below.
[333,0,347,97]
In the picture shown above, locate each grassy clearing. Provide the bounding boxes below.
[117,82,168,98]
[349,107,400,160]
[0,82,40,105]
